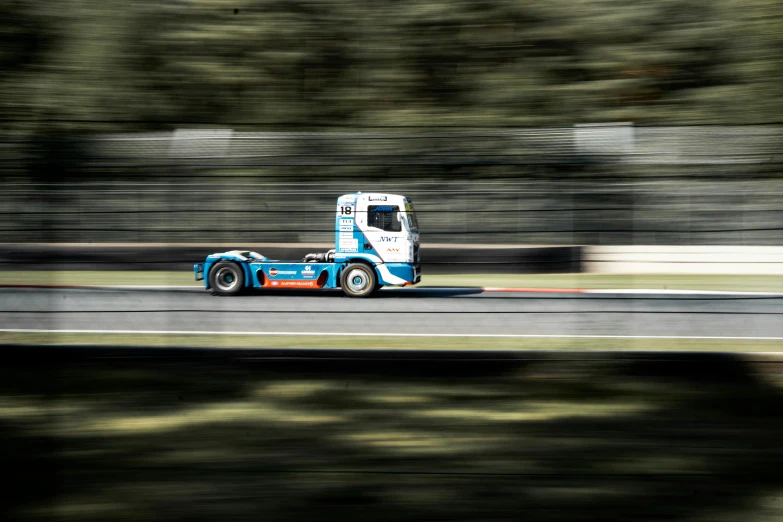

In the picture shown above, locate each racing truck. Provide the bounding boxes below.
[194,192,421,297]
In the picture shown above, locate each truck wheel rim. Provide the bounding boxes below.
[215,267,239,291]
[346,268,369,293]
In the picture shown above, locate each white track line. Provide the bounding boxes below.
[2,329,782,341]
[2,284,782,297]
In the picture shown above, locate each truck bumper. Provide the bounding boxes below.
[378,263,420,285]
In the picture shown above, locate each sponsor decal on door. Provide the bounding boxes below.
[340,238,358,252]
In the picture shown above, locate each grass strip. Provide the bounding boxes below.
[1,332,781,352]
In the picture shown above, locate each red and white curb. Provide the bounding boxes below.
[480,287,783,296]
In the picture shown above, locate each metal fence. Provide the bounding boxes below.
[1,125,781,245]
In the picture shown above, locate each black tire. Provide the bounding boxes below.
[341,263,376,298]
[209,261,244,296]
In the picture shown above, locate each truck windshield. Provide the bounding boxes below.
[405,202,418,232]
[368,205,402,232]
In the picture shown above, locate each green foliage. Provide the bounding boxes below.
[1,0,783,134]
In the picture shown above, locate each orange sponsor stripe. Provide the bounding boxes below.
[263,280,323,289]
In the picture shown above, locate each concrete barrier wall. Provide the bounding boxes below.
[0,243,581,274]
[584,246,783,275]
[4,243,783,275]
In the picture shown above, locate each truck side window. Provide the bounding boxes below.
[367,205,402,232]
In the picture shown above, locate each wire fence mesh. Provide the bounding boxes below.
[2,124,781,245]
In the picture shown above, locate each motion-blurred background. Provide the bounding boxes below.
[2,2,783,522]
[1,0,782,255]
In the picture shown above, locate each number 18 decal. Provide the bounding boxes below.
[340,206,353,215]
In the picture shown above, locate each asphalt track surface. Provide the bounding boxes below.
[2,286,782,339]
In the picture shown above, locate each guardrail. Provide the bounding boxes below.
[4,244,783,274]
[0,243,581,274]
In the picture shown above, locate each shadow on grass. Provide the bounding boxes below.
[1,347,782,521]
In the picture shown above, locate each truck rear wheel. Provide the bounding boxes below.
[209,261,244,296]
[341,263,376,298]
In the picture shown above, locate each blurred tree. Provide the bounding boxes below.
[0,0,782,133]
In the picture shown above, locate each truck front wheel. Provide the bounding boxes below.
[341,263,376,298]
[209,261,244,296]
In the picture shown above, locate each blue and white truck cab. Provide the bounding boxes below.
[194,192,421,297]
